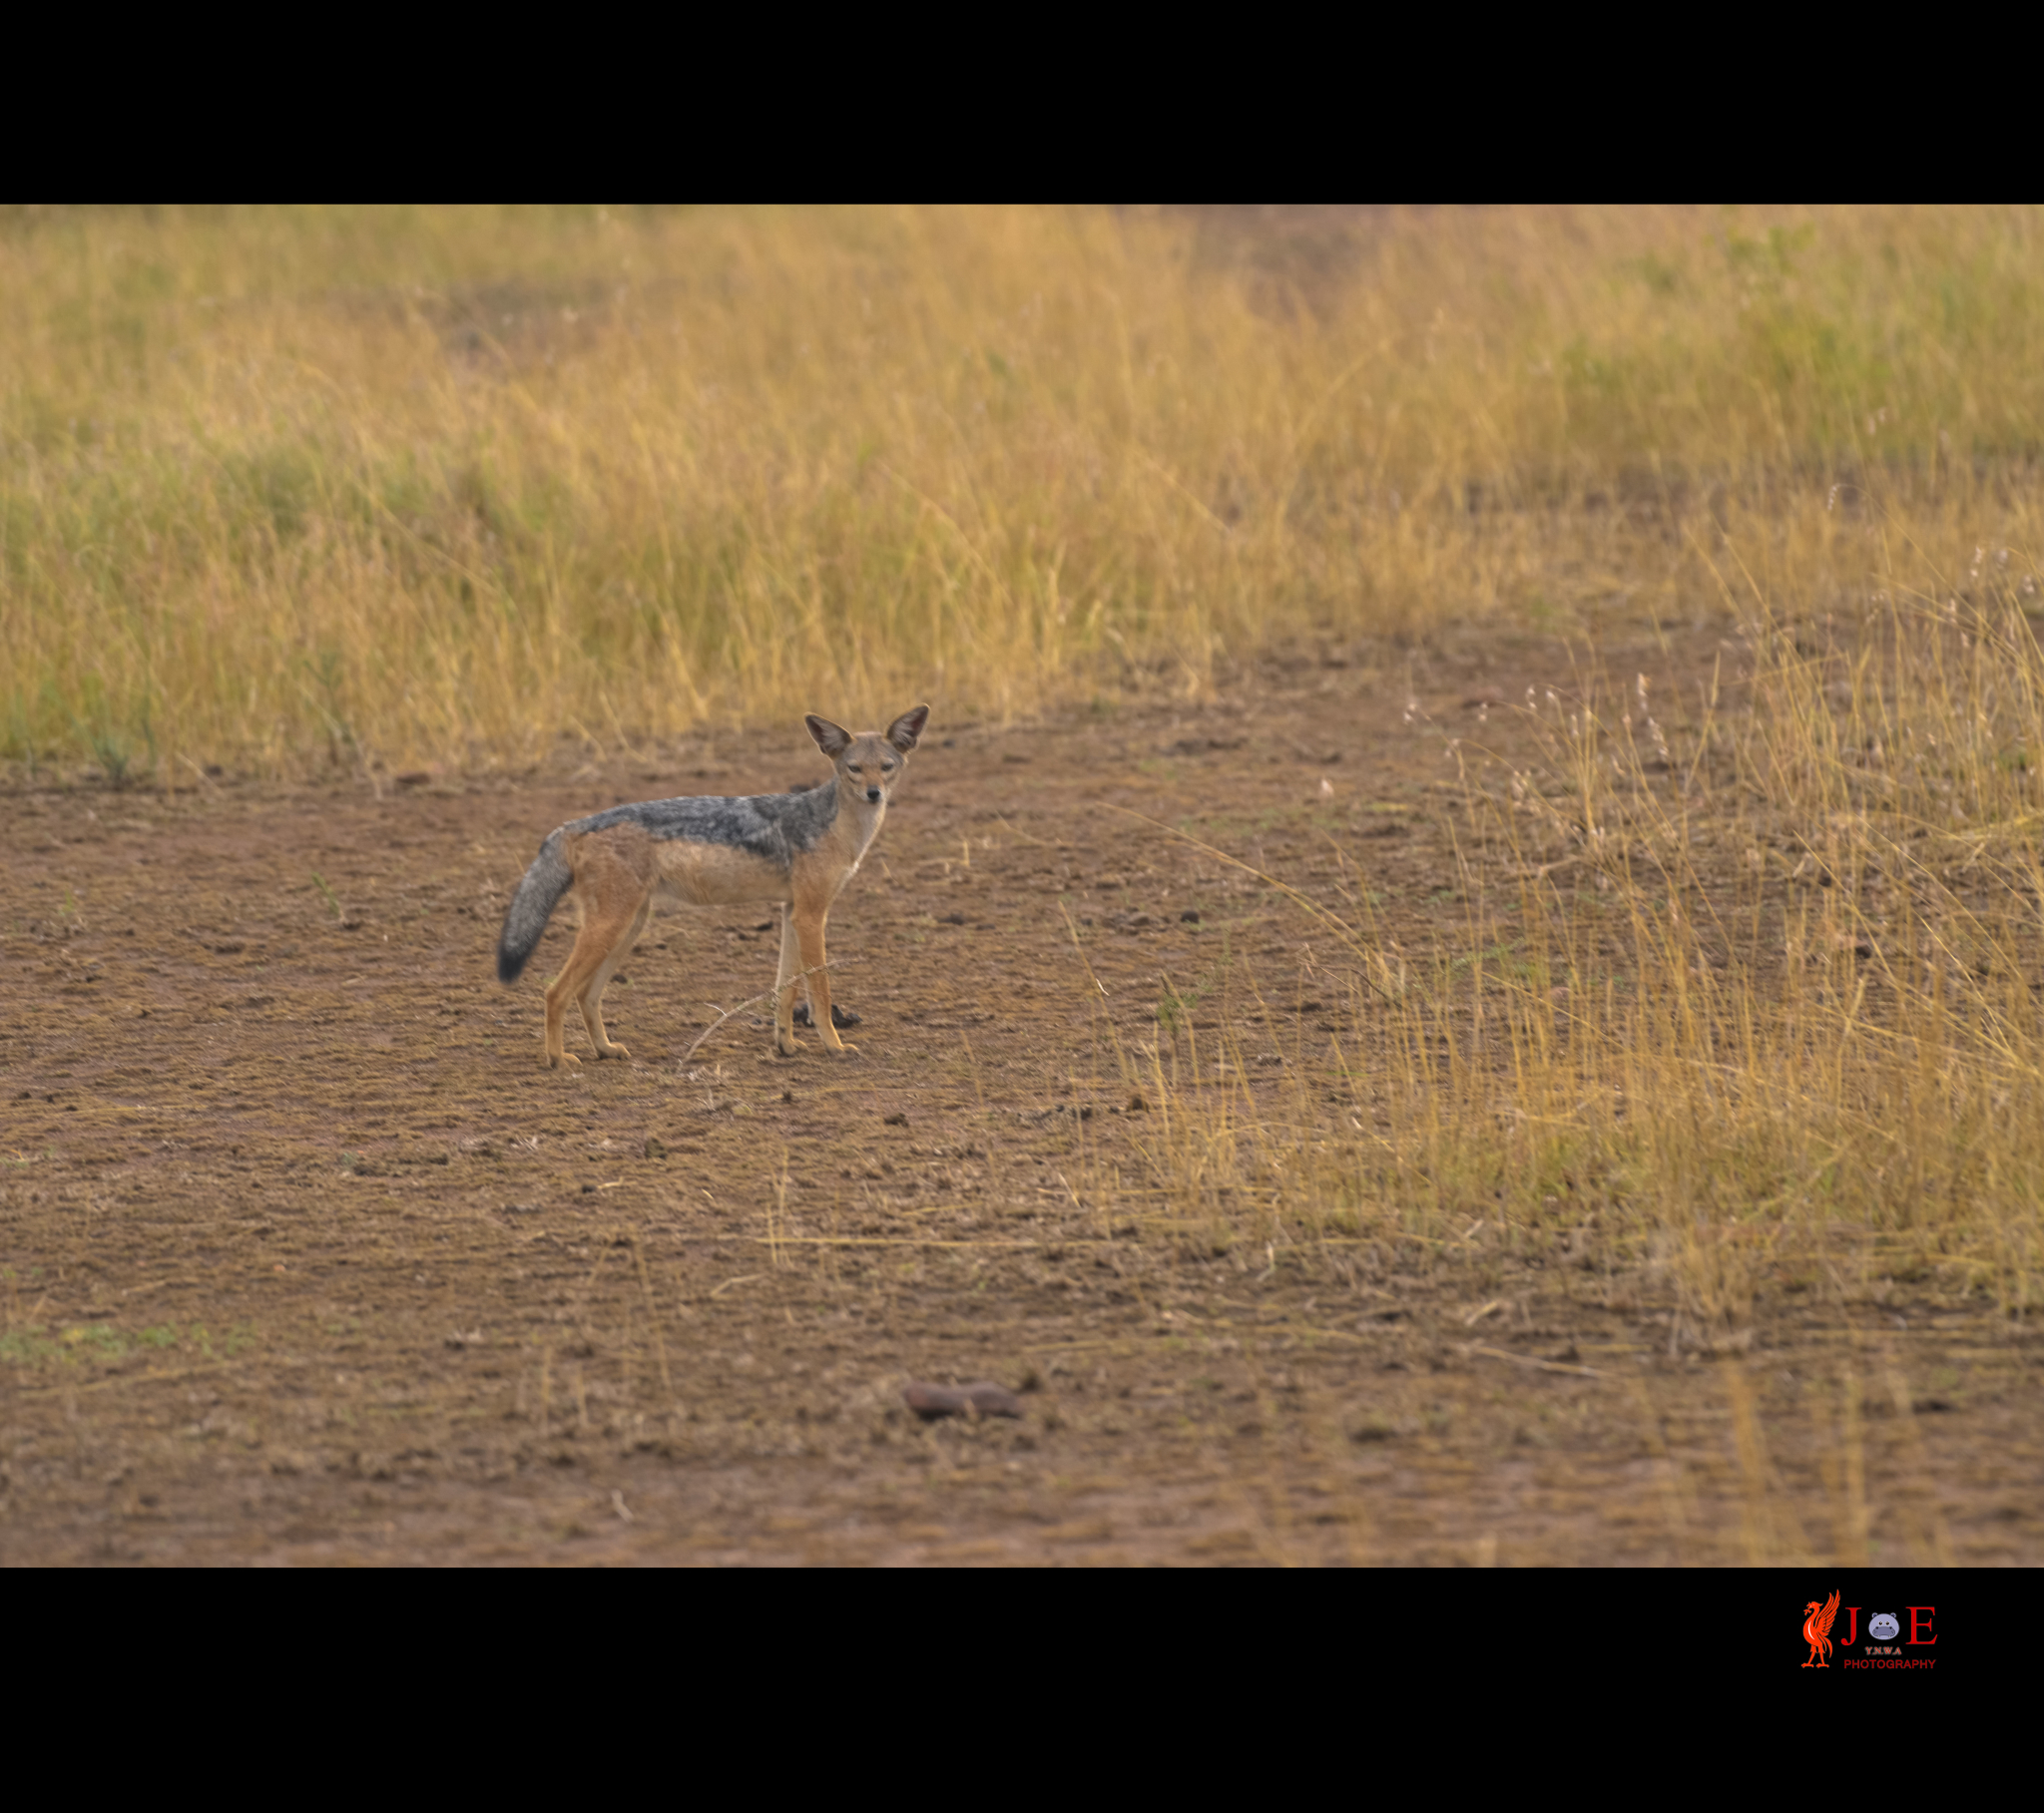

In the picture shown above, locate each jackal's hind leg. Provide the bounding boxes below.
[543,969,582,1068]
[579,896,652,1060]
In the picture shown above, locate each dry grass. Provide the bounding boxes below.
[8,204,2044,776]
[6,208,2041,1554]
[1109,570,2044,1361]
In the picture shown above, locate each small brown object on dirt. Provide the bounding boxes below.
[1128,1093,1149,1112]
[1462,686,1507,708]
[903,1380,1026,1421]
[792,1001,861,1029]
[644,1135,667,1159]
[1181,908,1201,923]
[394,770,431,788]
[883,1112,908,1127]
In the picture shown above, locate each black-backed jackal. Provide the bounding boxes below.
[496,706,929,1065]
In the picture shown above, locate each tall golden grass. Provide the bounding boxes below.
[7,204,2044,776]
[1111,567,2044,1351]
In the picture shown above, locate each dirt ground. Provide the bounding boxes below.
[3,630,2039,1565]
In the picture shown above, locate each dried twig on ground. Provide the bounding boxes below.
[675,958,858,1067]
[903,1380,1026,1420]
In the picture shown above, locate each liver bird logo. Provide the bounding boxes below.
[1801,1590,1841,1667]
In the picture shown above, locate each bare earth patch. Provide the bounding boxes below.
[3,634,2038,1565]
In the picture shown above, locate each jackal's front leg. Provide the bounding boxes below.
[795,907,855,1055]
[773,904,802,1057]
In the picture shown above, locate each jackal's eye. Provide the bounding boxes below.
[881,760,895,772]
[847,763,861,774]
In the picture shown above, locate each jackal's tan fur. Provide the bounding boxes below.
[496,706,929,1066]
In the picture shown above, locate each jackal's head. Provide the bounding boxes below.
[805,705,930,807]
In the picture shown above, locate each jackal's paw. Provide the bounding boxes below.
[595,1043,632,1061]
[548,1050,582,1069]
[823,1040,861,1058]
[774,1034,801,1058]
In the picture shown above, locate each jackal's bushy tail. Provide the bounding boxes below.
[497,831,573,984]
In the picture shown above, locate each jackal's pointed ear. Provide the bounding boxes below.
[886,704,930,753]
[805,714,852,758]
